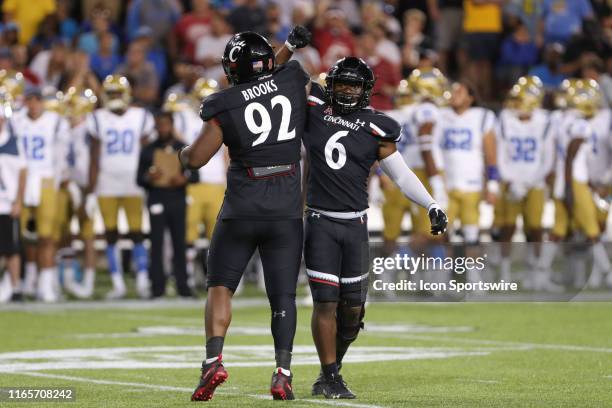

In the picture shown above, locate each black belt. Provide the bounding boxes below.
[229,162,297,179]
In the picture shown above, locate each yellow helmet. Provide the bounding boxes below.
[555,78,580,109]
[102,75,131,111]
[568,78,602,118]
[395,79,413,107]
[42,88,66,115]
[508,76,544,114]
[65,87,98,117]
[0,69,24,106]
[316,72,327,87]
[407,68,449,106]
[191,78,219,101]
[162,92,193,113]
[0,87,13,119]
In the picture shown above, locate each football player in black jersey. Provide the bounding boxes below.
[179,27,311,401]
[280,54,448,398]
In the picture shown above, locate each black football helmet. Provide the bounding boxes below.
[222,32,275,85]
[325,57,375,115]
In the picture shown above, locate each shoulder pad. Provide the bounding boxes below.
[365,111,401,142]
[199,91,225,122]
[308,83,327,106]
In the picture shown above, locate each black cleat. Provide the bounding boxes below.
[321,375,356,399]
[270,368,295,400]
[191,355,228,401]
[312,372,325,396]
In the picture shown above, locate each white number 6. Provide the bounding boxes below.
[325,130,349,170]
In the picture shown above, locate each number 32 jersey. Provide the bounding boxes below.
[200,60,309,219]
[304,84,401,212]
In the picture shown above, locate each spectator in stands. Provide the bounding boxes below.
[132,26,168,86]
[126,0,181,48]
[90,31,122,81]
[78,7,119,56]
[1,23,20,47]
[528,42,567,89]
[11,45,41,85]
[165,60,200,97]
[581,55,612,108]
[194,13,232,83]
[371,21,402,68]
[0,47,12,71]
[116,41,159,108]
[462,0,503,103]
[264,2,290,46]
[29,39,68,89]
[358,30,400,111]
[400,9,431,74]
[61,50,100,93]
[313,7,356,71]
[29,14,62,55]
[227,0,266,33]
[171,0,213,62]
[538,0,594,45]
[431,0,464,75]
[504,0,542,43]
[2,0,56,45]
[56,0,79,42]
[498,22,539,85]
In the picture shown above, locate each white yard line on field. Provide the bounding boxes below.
[6,371,387,408]
[365,332,612,353]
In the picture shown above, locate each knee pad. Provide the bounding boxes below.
[127,231,144,244]
[336,302,365,342]
[105,230,119,245]
[462,225,479,244]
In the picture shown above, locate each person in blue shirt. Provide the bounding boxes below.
[538,0,594,45]
[528,42,567,89]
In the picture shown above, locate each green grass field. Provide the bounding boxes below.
[1,295,612,407]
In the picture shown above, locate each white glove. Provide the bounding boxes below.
[429,174,448,210]
[67,182,82,209]
[84,194,98,218]
[508,182,527,202]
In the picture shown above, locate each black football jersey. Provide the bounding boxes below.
[200,60,310,219]
[304,84,401,212]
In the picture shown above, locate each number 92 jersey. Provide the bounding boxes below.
[199,60,310,220]
[304,83,401,212]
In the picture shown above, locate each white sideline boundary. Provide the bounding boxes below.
[5,371,387,408]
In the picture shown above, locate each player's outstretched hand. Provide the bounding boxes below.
[287,25,311,50]
[428,203,448,236]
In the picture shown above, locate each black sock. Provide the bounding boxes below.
[275,349,292,371]
[205,336,224,360]
[322,362,339,381]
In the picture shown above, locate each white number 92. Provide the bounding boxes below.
[244,95,295,146]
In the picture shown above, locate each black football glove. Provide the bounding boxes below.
[287,25,311,50]
[428,204,448,236]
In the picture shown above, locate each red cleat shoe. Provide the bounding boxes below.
[270,367,294,400]
[191,355,228,401]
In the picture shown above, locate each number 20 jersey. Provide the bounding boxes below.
[304,84,401,212]
[86,106,154,197]
[199,60,310,219]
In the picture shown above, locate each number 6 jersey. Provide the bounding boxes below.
[303,83,401,212]
[199,60,310,219]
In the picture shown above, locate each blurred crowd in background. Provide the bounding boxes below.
[1,0,612,109]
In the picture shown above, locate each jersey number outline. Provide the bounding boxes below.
[22,135,45,160]
[509,137,536,162]
[106,129,135,155]
[245,95,295,147]
[325,130,349,170]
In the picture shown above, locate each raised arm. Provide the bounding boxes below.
[275,26,312,65]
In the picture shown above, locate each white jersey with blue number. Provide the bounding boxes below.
[0,124,27,214]
[497,109,554,188]
[437,106,496,192]
[586,109,612,185]
[386,102,442,169]
[174,107,226,185]
[553,110,593,199]
[10,109,70,206]
[87,107,154,197]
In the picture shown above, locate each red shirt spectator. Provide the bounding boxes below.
[312,8,356,71]
[358,31,400,111]
[173,0,213,61]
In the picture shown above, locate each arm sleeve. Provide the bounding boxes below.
[379,150,436,210]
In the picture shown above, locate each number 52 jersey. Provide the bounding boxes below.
[304,83,401,212]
